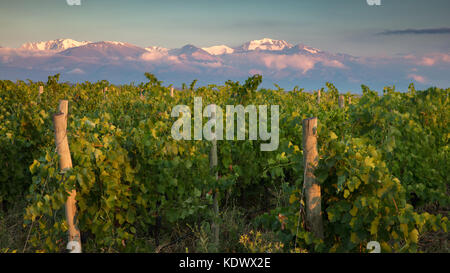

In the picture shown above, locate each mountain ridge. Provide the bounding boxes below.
[1,37,447,91]
[16,38,319,55]
[20,38,91,51]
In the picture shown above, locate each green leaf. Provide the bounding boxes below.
[329,131,338,140]
[349,206,358,217]
[370,217,380,235]
[364,157,375,169]
[409,229,419,244]
[400,223,409,237]
[337,175,346,191]
[344,190,350,199]
[29,160,40,174]
[350,233,359,244]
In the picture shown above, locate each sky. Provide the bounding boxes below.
[0,0,449,57]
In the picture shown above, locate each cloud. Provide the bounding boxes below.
[140,51,167,61]
[377,27,450,35]
[418,57,437,66]
[261,54,316,73]
[404,53,450,66]
[167,55,181,63]
[199,61,223,68]
[320,59,346,69]
[191,51,216,61]
[259,53,346,74]
[139,52,183,66]
[249,69,263,75]
[68,68,85,74]
[0,47,53,58]
[1,55,12,63]
[408,74,427,83]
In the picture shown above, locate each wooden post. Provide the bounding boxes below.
[317,90,321,104]
[302,117,323,239]
[53,100,82,253]
[210,105,220,250]
[348,96,352,105]
[170,87,174,98]
[338,95,345,108]
[38,86,44,103]
[140,89,144,100]
[58,100,69,116]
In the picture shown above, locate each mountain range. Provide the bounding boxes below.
[1,38,449,92]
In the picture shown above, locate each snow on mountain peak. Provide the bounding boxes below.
[20,38,91,51]
[202,45,234,55]
[302,46,321,54]
[145,46,169,54]
[102,41,128,46]
[241,38,294,51]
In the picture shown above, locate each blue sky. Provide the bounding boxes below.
[1,0,449,57]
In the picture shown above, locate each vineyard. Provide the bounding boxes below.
[0,74,448,253]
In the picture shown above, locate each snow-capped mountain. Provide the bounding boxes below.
[169,44,217,62]
[59,41,147,59]
[1,37,446,91]
[169,44,206,55]
[144,46,169,54]
[302,46,321,54]
[238,38,294,51]
[283,44,324,55]
[202,45,234,55]
[20,38,91,51]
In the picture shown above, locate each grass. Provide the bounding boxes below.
[0,201,28,253]
[418,203,449,253]
[1,200,448,253]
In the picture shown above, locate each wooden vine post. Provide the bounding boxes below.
[302,117,324,239]
[53,100,82,253]
[170,87,174,98]
[338,95,345,108]
[140,89,144,100]
[317,89,321,104]
[348,96,352,105]
[210,105,220,249]
[38,86,44,103]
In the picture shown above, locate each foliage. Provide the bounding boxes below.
[0,76,447,252]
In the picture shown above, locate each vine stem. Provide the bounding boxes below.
[210,104,220,250]
[23,215,43,253]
